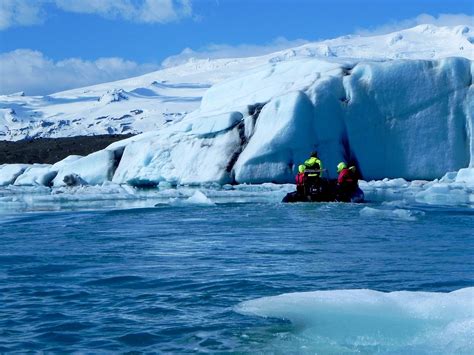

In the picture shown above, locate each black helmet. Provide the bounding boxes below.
[310,151,318,158]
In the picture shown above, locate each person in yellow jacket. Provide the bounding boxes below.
[301,151,323,177]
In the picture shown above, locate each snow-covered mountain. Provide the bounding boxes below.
[1,24,473,141]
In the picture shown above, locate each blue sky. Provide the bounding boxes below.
[0,0,473,95]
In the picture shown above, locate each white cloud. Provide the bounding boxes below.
[0,49,159,95]
[54,0,192,23]
[356,13,474,36]
[0,0,46,30]
[0,0,193,30]
[162,37,309,67]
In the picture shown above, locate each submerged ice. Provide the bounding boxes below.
[236,287,474,353]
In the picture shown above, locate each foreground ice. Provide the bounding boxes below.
[0,170,473,214]
[360,168,474,207]
[359,206,424,221]
[0,183,296,213]
[236,287,474,353]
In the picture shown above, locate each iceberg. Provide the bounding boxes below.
[236,287,474,353]
[0,164,28,186]
[52,150,116,186]
[112,57,472,185]
[13,164,56,186]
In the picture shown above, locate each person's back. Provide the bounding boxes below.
[302,152,323,196]
[304,151,322,176]
[338,168,352,185]
[295,164,306,195]
[336,162,358,200]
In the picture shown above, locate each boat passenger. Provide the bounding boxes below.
[336,162,359,200]
[303,151,323,177]
[295,164,306,195]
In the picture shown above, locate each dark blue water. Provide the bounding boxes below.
[1,202,473,352]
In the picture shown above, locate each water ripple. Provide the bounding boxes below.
[0,203,472,352]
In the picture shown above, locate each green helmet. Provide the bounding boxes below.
[298,164,306,173]
[337,162,347,173]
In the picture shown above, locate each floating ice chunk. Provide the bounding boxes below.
[186,190,215,205]
[359,174,473,207]
[415,184,469,206]
[0,164,28,186]
[12,156,84,187]
[236,287,474,353]
[52,150,115,186]
[384,178,409,188]
[359,206,422,221]
[13,164,56,186]
[168,190,216,206]
[455,168,474,186]
[113,125,241,186]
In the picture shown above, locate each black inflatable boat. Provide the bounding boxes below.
[282,171,364,203]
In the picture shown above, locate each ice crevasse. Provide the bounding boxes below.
[1,56,473,187]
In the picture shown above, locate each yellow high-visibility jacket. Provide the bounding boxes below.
[303,157,322,177]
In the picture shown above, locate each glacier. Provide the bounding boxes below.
[0,25,473,206]
[65,57,473,186]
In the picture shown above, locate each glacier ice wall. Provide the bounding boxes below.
[112,57,473,185]
[2,56,473,186]
[342,58,471,179]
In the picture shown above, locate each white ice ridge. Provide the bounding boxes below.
[236,287,474,353]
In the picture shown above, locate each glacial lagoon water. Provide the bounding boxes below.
[0,189,473,353]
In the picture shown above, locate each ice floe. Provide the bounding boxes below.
[236,287,474,353]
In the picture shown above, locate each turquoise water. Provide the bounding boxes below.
[1,201,473,352]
